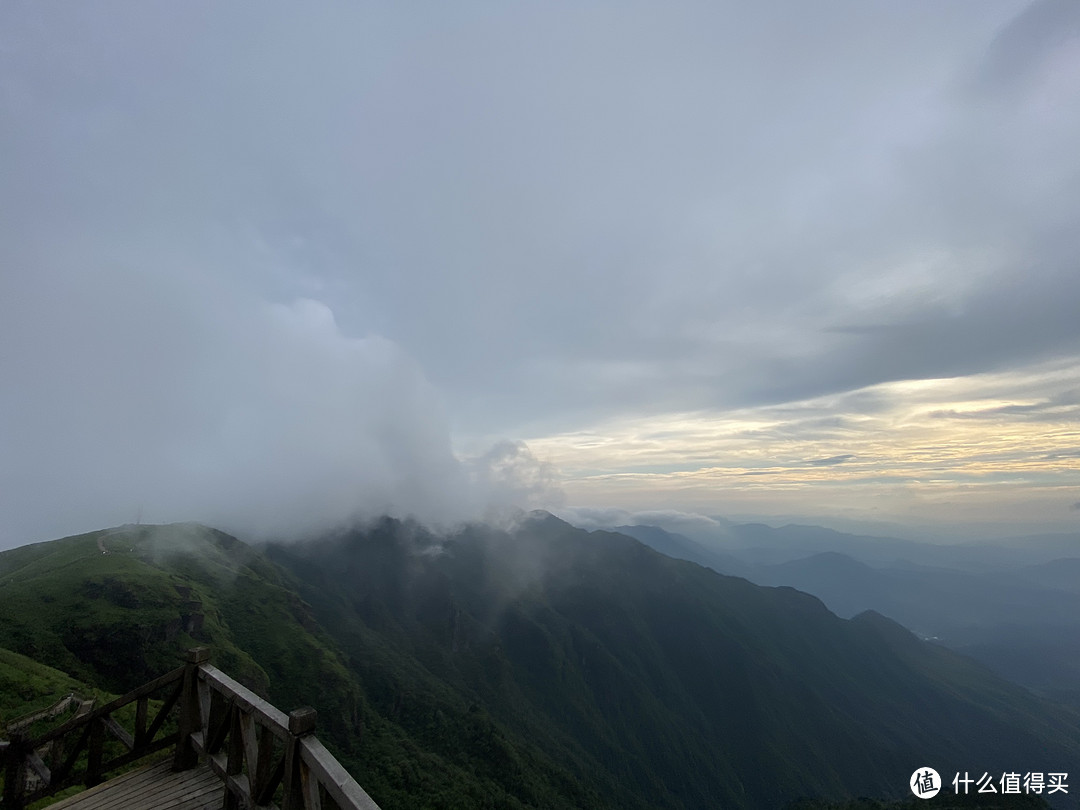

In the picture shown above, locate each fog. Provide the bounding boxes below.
[3,1,1079,547]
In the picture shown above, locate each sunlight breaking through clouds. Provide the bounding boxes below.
[526,356,1080,534]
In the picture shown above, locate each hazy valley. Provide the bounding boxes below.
[612,520,1080,712]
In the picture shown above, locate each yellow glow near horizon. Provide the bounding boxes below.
[524,357,1080,531]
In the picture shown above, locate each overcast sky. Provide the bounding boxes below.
[2,0,1079,548]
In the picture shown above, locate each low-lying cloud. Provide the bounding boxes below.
[560,507,733,543]
[0,262,561,547]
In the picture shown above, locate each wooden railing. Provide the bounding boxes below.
[0,648,381,810]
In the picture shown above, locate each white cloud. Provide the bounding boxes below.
[0,260,477,545]
[3,1,1079,544]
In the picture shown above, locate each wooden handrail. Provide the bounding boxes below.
[299,737,381,810]
[1,665,185,808]
[0,648,381,810]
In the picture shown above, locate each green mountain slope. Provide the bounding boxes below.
[0,524,610,808]
[2,518,1077,809]
[265,513,1080,809]
[0,647,99,730]
[0,524,365,739]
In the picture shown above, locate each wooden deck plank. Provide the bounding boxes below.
[63,768,220,810]
[53,766,171,810]
[48,760,222,810]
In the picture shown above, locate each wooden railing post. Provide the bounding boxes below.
[85,719,103,787]
[134,696,149,748]
[173,647,210,771]
[223,704,244,810]
[48,730,65,776]
[2,734,29,810]
[282,707,317,810]
[253,724,276,804]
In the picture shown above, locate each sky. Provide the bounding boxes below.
[2,0,1079,549]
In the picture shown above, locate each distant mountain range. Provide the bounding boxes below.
[616,518,1080,568]
[1,516,1077,808]
[609,520,1080,710]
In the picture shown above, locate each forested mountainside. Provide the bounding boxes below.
[1,517,1076,808]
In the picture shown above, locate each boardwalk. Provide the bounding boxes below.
[50,760,220,810]
[1,648,381,810]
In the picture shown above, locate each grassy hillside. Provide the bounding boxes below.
[0,524,606,808]
[0,647,98,729]
[2,519,1077,809]
[0,524,367,741]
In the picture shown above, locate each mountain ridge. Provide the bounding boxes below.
[1,518,1077,808]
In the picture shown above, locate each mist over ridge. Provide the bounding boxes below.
[5,515,1079,808]
[0,262,565,548]
[3,1,1080,548]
